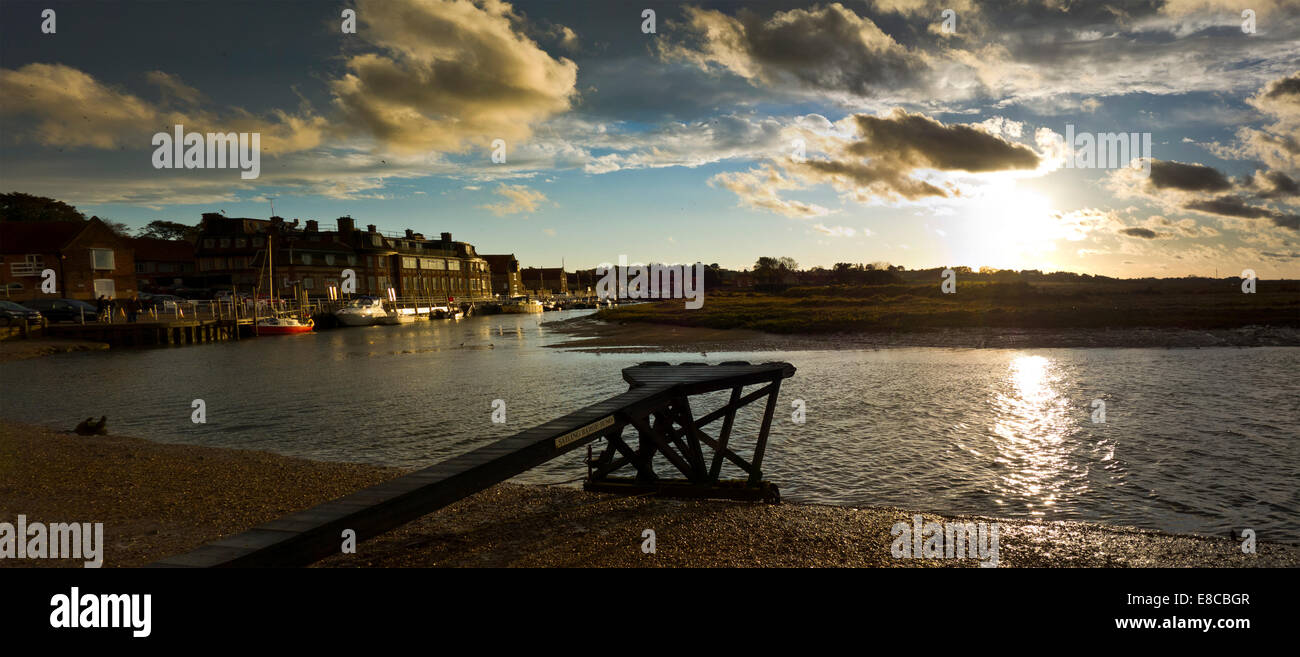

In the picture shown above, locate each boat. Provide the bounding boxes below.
[379,308,416,325]
[253,233,315,336]
[335,296,388,326]
[501,297,543,313]
[256,315,314,334]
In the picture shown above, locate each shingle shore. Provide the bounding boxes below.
[1,421,1293,568]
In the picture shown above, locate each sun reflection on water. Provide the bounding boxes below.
[990,354,1077,514]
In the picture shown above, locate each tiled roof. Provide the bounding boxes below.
[0,221,86,253]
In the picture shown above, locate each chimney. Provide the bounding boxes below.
[305,220,319,231]
[366,224,376,233]
[441,232,452,242]
[405,229,414,239]
[337,216,355,233]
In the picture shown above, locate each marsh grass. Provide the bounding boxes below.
[597,279,1300,334]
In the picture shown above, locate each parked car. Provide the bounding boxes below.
[22,298,100,323]
[0,300,44,326]
[141,294,185,312]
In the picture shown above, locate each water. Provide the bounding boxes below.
[2,310,1297,542]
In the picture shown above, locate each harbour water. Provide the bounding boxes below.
[2,310,1296,542]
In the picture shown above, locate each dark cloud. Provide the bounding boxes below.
[662,3,927,97]
[848,111,1040,172]
[1149,160,1233,192]
[1184,195,1300,231]
[1120,227,1160,239]
[1262,72,1300,100]
[1250,170,1300,199]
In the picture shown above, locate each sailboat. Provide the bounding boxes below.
[255,233,314,335]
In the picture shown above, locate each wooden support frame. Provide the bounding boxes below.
[152,361,794,567]
[584,362,792,502]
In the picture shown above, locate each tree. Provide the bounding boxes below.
[0,192,87,223]
[139,219,198,241]
[88,216,132,237]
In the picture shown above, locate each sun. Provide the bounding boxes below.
[961,188,1061,271]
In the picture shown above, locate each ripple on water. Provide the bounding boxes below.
[1,313,1296,541]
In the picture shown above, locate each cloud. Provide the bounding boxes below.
[0,63,327,154]
[1184,195,1300,231]
[709,164,833,218]
[1227,71,1300,171]
[1119,227,1163,239]
[1148,160,1235,192]
[812,223,856,237]
[660,3,926,97]
[782,109,1041,204]
[145,70,206,107]
[479,183,548,215]
[330,0,578,155]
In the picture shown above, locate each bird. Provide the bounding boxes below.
[74,416,107,436]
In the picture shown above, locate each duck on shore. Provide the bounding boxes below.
[74,416,108,436]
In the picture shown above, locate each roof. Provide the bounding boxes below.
[130,237,194,261]
[520,267,567,276]
[481,254,518,270]
[0,221,87,253]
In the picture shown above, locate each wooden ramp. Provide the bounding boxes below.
[150,361,795,567]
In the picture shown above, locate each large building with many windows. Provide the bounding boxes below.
[194,215,494,301]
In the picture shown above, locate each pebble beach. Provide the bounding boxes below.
[1,420,1293,568]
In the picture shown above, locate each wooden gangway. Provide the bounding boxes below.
[151,361,795,567]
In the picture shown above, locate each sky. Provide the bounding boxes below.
[1,0,1298,277]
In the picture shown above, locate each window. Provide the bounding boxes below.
[303,277,315,289]
[220,238,231,248]
[252,237,264,247]
[203,238,215,248]
[235,238,246,248]
[325,254,335,266]
[347,255,357,266]
[90,249,115,270]
[302,253,312,265]
[135,262,147,274]
[368,276,376,292]
[402,257,417,269]
[93,279,115,298]
[371,235,382,247]
[159,263,173,273]
[447,260,460,271]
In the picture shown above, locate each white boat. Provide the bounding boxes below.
[335,297,388,326]
[379,309,416,325]
[502,298,543,313]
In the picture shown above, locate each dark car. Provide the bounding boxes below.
[22,298,99,323]
[0,300,44,326]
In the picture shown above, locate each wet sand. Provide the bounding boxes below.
[546,316,1300,352]
[1,420,1292,568]
[0,338,109,363]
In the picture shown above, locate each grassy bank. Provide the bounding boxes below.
[1,420,1294,567]
[597,279,1300,334]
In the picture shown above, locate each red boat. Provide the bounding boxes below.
[255,316,314,335]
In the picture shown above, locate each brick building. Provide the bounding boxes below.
[193,215,494,301]
[131,237,196,291]
[0,218,137,301]
[519,267,569,297]
[481,254,523,298]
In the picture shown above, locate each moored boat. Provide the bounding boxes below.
[335,296,387,326]
[501,297,543,313]
[256,315,314,335]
